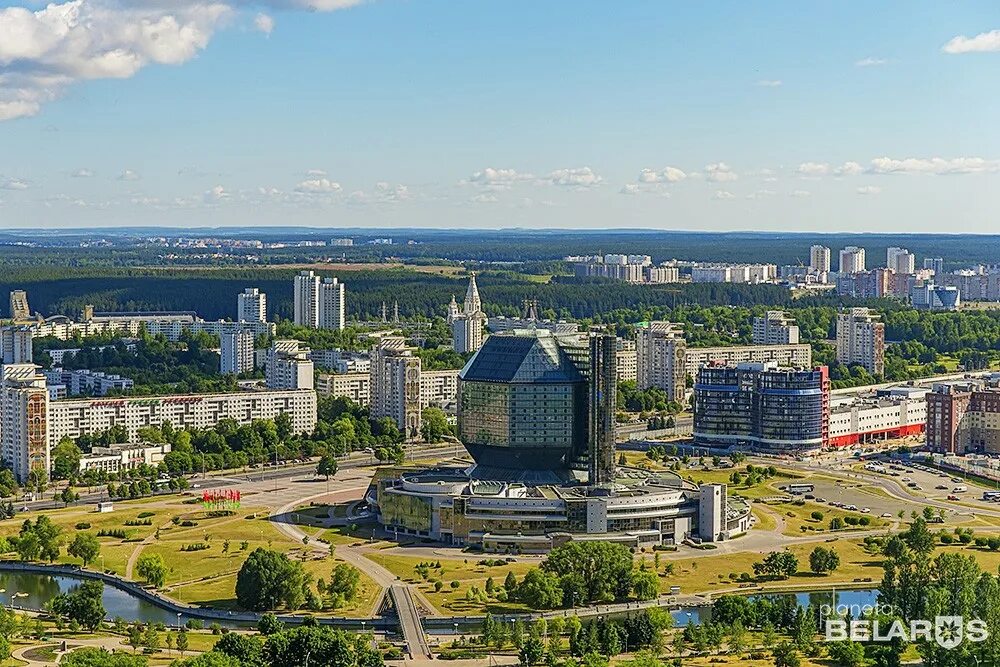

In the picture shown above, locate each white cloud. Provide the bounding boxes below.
[71,168,94,177]
[619,184,639,195]
[704,163,738,182]
[373,181,410,201]
[869,156,1000,175]
[471,193,499,204]
[638,166,686,184]
[305,169,327,177]
[295,177,342,193]
[855,57,888,67]
[713,190,735,200]
[791,189,811,198]
[466,167,532,189]
[856,185,882,195]
[254,12,274,35]
[746,189,776,200]
[943,30,1000,54]
[546,166,602,188]
[203,184,229,202]
[117,169,140,181]
[1,178,29,190]
[0,0,365,121]
[797,162,830,177]
[756,79,782,87]
[836,161,864,176]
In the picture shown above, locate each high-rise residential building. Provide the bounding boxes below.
[220,331,255,375]
[450,273,487,354]
[1,326,33,364]
[615,338,638,383]
[836,307,885,376]
[318,277,346,331]
[293,271,345,330]
[924,257,945,276]
[809,245,831,274]
[752,311,800,345]
[293,271,320,327]
[370,336,422,439]
[693,362,830,453]
[886,247,915,274]
[635,321,687,403]
[839,246,866,274]
[265,339,314,390]
[588,332,617,489]
[0,363,49,483]
[923,379,1000,454]
[8,290,30,321]
[237,288,267,323]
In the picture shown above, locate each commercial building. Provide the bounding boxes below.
[370,336,422,438]
[449,274,487,354]
[8,291,30,321]
[809,245,831,274]
[752,311,800,345]
[694,363,830,453]
[237,288,267,323]
[827,386,927,448]
[839,246,866,274]
[47,389,316,449]
[265,340,314,391]
[78,442,172,474]
[588,333,617,489]
[41,368,133,397]
[220,331,255,375]
[636,322,687,403]
[293,271,345,331]
[1,326,33,364]
[836,308,885,376]
[0,364,50,483]
[911,283,961,311]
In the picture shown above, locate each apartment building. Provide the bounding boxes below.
[751,311,800,345]
[369,336,422,438]
[836,307,885,376]
[237,288,267,323]
[265,340,314,390]
[221,331,255,375]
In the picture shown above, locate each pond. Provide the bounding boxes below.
[670,587,879,627]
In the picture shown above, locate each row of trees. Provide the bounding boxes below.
[235,548,363,613]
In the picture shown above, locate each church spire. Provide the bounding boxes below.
[464,272,482,315]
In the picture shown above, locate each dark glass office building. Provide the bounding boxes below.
[458,331,589,469]
[694,362,829,453]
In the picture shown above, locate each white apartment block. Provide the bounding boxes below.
[369,336,422,438]
[691,264,777,284]
[9,291,30,321]
[1,326,33,364]
[79,442,172,474]
[0,364,49,483]
[221,331,255,375]
[809,245,831,274]
[41,368,133,396]
[682,344,812,378]
[237,288,267,323]
[318,278,346,330]
[317,372,371,405]
[839,246,866,274]
[293,271,345,331]
[636,322,688,403]
[266,340,314,391]
[294,271,320,327]
[752,311,800,345]
[420,370,459,412]
[18,314,273,343]
[886,248,915,275]
[616,338,638,383]
[836,307,885,376]
[318,368,458,414]
[47,389,317,448]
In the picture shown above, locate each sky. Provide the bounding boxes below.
[0,1,998,232]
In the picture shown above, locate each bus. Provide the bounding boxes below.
[787,483,815,494]
[983,491,1000,502]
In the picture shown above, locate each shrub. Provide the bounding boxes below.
[137,512,155,519]
[74,522,91,530]
[181,543,210,552]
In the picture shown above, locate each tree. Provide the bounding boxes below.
[808,546,841,575]
[173,652,241,667]
[214,632,265,667]
[516,569,563,610]
[61,486,79,506]
[317,454,338,480]
[68,533,101,567]
[176,629,189,655]
[827,640,866,667]
[52,581,106,632]
[505,570,518,592]
[257,614,284,636]
[420,407,451,443]
[52,439,83,480]
[541,542,635,603]
[520,636,545,666]
[752,551,798,580]
[61,647,148,667]
[772,641,801,667]
[136,553,168,588]
[236,548,310,611]
[326,563,361,605]
[631,570,659,601]
[263,626,355,667]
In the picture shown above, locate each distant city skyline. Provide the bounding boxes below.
[1,1,998,230]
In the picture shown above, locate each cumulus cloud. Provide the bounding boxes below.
[546,166,602,188]
[797,162,830,177]
[746,189,776,200]
[855,57,888,67]
[0,0,365,121]
[305,169,327,177]
[254,12,274,35]
[756,79,782,87]
[703,163,738,182]
[295,177,342,193]
[836,161,864,176]
[638,166,686,184]
[203,184,229,202]
[465,167,532,189]
[943,30,1000,54]
[1,178,29,190]
[713,190,735,200]
[869,156,1000,175]
[791,189,811,198]
[619,184,639,195]
[71,168,94,177]
[856,185,882,195]
[117,169,140,181]
[471,192,499,203]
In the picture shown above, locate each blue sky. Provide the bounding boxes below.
[0,1,998,231]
